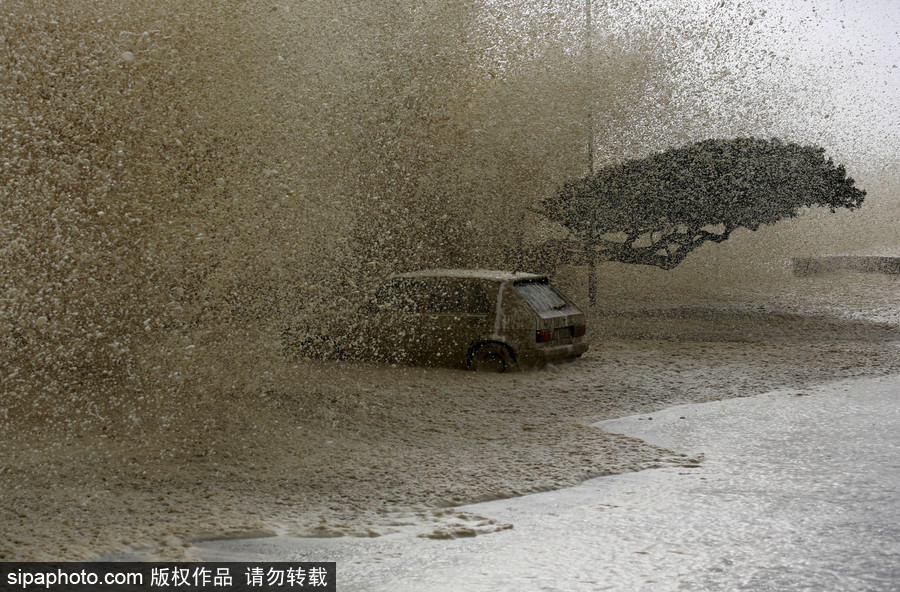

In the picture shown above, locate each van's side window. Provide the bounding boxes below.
[374,279,429,313]
[426,280,491,315]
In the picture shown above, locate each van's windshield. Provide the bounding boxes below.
[514,280,572,314]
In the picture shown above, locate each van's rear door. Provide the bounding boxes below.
[513,279,585,343]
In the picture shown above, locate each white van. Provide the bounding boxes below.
[285,269,588,372]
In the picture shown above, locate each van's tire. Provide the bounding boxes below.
[469,343,515,373]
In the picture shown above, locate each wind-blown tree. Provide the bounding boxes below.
[529,137,865,271]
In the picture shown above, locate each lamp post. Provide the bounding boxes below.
[585,0,598,305]
[585,0,594,175]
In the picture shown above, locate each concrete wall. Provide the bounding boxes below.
[792,256,900,276]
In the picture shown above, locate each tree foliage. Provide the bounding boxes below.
[533,138,866,270]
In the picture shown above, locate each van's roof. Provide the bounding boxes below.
[394,269,547,282]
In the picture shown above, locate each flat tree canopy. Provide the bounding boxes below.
[533,137,866,270]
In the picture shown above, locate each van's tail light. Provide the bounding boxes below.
[573,324,586,337]
[536,329,553,343]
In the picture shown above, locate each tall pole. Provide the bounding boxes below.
[585,0,598,305]
[585,0,594,175]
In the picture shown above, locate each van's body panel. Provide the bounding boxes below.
[287,269,588,370]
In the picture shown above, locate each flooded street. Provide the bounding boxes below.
[3,266,899,565]
[193,374,900,591]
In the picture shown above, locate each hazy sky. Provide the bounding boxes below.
[749,0,899,166]
[594,0,899,168]
[486,0,898,172]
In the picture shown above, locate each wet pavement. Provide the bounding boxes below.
[193,374,900,591]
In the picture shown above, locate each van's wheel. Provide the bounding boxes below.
[469,344,514,373]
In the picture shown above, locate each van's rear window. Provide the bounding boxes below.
[514,280,571,313]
